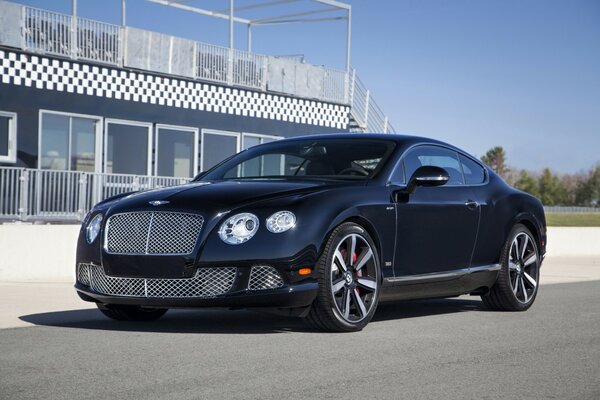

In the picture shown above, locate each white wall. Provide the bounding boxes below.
[0,224,598,282]
[545,227,600,257]
[0,224,80,282]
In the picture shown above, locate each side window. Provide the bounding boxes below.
[459,154,486,184]
[389,161,405,185]
[403,145,464,185]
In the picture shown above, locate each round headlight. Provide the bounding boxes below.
[86,214,103,244]
[266,211,296,233]
[218,213,259,245]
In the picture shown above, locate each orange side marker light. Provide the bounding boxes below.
[298,268,312,276]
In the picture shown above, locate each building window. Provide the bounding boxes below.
[242,133,281,150]
[0,111,17,164]
[39,111,101,171]
[105,119,152,175]
[239,133,283,176]
[201,130,240,171]
[155,125,199,178]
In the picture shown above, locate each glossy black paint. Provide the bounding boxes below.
[75,133,547,310]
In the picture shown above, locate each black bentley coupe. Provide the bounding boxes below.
[75,134,546,331]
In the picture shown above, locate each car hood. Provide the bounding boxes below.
[106,179,350,214]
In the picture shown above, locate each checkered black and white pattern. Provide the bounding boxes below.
[0,50,350,129]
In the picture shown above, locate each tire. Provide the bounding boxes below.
[97,304,168,321]
[305,222,381,332]
[481,223,540,311]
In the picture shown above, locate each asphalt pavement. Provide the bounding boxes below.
[0,258,599,400]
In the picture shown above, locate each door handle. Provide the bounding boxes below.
[465,200,479,210]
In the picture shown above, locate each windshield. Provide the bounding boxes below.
[198,138,396,181]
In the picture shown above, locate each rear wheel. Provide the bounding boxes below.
[305,222,381,332]
[481,224,540,311]
[97,304,168,321]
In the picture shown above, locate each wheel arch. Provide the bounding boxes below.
[507,212,542,253]
[317,213,387,278]
[343,216,383,261]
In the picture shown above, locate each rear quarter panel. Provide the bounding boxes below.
[471,171,546,267]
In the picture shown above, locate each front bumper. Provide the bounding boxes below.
[74,262,318,309]
[75,281,318,309]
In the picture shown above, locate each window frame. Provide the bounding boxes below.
[104,118,153,176]
[200,129,241,172]
[388,143,489,188]
[0,111,17,164]
[458,153,488,186]
[241,132,282,150]
[154,123,199,178]
[38,109,103,172]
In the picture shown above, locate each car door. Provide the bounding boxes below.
[391,145,480,276]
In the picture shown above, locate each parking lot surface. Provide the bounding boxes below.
[0,257,599,400]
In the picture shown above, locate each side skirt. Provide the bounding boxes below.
[380,264,501,302]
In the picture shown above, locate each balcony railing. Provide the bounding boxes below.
[23,6,121,65]
[1,0,395,132]
[0,167,191,222]
[349,72,395,133]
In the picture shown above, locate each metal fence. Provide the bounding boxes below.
[24,6,121,66]
[231,48,268,90]
[349,72,395,133]
[0,167,190,222]
[23,6,73,59]
[75,16,121,65]
[544,206,600,213]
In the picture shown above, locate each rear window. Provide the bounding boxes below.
[459,154,486,184]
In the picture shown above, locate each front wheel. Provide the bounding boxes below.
[97,304,168,321]
[305,222,381,332]
[481,224,540,311]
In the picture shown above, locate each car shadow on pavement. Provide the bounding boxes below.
[18,297,485,334]
[372,297,485,323]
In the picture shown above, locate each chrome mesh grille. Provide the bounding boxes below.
[77,263,91,287]
[105,212,204,255]
[77,263,237,298]
[248,266,284,291]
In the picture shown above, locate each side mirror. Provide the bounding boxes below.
[406,166,449,194]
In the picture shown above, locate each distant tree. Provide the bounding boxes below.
[481,146,508,179]
[538,168,567,205]
[560,174,579,206]
[514,170,539,198]
[575,165,600,207]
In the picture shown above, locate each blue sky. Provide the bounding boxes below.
[16,0,600,173]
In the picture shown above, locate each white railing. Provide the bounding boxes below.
[196,41,231,84]
[0,167,191,222]
[349,71,395,133]
[23,6,122,66]
[76,16,121,65]
[232,49,268,90]
[23,6,73,58]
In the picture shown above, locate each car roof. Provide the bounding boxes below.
[281,133,463,153]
